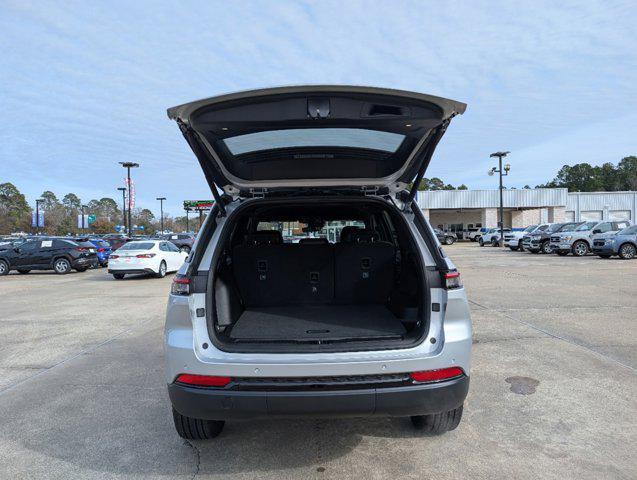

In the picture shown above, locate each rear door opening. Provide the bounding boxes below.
[209,197,428,353]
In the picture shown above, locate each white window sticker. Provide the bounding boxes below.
[171,235,178,239]
[41,240,53,248]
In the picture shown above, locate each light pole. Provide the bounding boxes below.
[156,197,166,234]
[119,162,139,236]
[81,205,88,232]
[185,208,189,233]
[35,198,44,234]
[117,187,127,233]
[489,151,511,247]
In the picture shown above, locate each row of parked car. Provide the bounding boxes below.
[0,233,196,276]
[472,220,636,259]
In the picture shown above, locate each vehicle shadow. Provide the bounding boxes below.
[84,272,175,282]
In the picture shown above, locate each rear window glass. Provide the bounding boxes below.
[223,128,405,155]
[256,220,366,243]
[118,242,154,251]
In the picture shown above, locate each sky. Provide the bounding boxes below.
[1,0,636,216]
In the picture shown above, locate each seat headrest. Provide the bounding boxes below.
[339,226,362,243]
[299,237,329,245]
[244,231,283,245]
[352,229,380,243]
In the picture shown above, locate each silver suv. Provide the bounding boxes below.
[550,220,631,256]
[164,86,472,439]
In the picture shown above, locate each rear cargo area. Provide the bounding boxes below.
[211,199,427,352]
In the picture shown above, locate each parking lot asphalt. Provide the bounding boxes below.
[0,243,635,480]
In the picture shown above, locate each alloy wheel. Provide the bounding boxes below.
[54,259,70,274]
[542,241,552,254]
[573,242,588,256]
[620,244,636,259]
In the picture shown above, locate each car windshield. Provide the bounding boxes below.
[547,224,563,233]
[575,222,597,231]
[524,225,537,232]
[118,242,155,251]
[557,223,578,232]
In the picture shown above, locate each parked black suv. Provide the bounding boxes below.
[0,237,98,275]
[524,222,582,254]
[162,233,195,253]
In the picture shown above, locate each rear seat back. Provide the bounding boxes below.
[232,240,334,307]
[334,230,394,303]
[233,229,394,307]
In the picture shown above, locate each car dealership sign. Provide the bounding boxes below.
[184,200,214,211]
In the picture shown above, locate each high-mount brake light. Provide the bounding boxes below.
[410,367,464,383]
[443,270,462,289]
[175,374,232,387]
[171,275,190,295]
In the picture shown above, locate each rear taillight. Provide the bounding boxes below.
[174,374,232,387]
[97,247,105,252]
[136,253,156,258]
[109,254,119,259]
[75,247,89,252]
[410,367,464,383]
[443,271,462,289]
[171,275,190,295]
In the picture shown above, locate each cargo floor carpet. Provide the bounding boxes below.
[229,304,406,342]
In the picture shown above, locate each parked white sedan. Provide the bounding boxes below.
[108,240,187,279]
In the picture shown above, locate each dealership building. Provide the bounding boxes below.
[416,189,637,233]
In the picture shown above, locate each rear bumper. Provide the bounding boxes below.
[72,257,98,268]
[108,268,155,274]
[168,376,469,420]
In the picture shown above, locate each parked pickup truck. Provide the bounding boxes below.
[522,222,581,254]
[550,220,631,256]
[504,225,539,251]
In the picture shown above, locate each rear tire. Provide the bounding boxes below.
[444,237,455,245]
[17,269,30,274]
[0,259,9,276]
[478,238,484,247]
[411,405,463,435]
[518,240,524,252]
[491,238,499,247]
[172,408,224,440]
[541,240,552,254]
[53,258,71,274]
[618,243,636,260]
[156,261,167,278]
[112,273,125,280]
[572,240,589,257]
[180,246,191,253]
